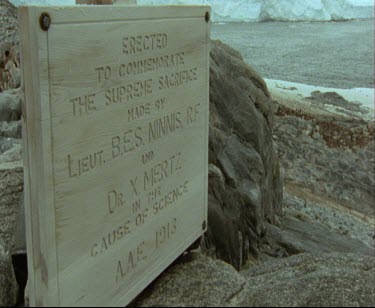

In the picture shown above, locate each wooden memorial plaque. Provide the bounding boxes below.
[20,5,210,307]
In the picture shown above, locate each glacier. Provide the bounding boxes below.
[137,0,375,22]
[8,0,375,22]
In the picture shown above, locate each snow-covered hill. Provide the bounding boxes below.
[9,0,375,22]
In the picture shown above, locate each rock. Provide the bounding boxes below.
[266,215,375,257]
[242,253,375,307]
[0,1,18,44]
[0,120,21,139]
[3,59,21,90]
[307,91,368,115]
[0,89,22,122]
[0,159,23,251]
[0,1,18,49]
[206,40,283,269]
[0,243,18,307]
[281,192,375,249]
[135,252,375,307]
[0,0,19,93]
[0,137,21,156]
[274,113,375,217]
[134,253,247,307]
[0,143,22,164]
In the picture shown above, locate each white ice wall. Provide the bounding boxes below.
[9,0,375,22]
[137,0,375,22]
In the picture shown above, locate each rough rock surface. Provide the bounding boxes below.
[135,252,375,307]
[205,40,283,269]
[0,0,18,47]
[0,89,22,122]
[266,215,374,257]
[0,137,21,156]
[281,193,375,249]
[0,120,21,139]
[134,253,247,307]
[0,151,23,251]
[242,253,375,307]
[0,0,20,93]
[274,108,375,217]
[0,243,18,307]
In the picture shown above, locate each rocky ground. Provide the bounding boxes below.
[134,252,375,307]
[132,73,375,306]
[133,42,375,305]
[0,0,374,306]
[268,86,375,254]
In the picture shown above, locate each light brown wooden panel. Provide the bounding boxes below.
[20,5,210,307]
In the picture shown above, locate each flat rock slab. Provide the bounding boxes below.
[267,215,375,257]
[242,253,375,307]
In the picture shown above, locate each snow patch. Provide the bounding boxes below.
[265,79,375,121]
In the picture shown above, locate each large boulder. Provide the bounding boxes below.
[205,40,283,269]
[135,252,375,307]
[264,192,375,257]
[0,243,18,307]
[242,253,375,307]
[267,215,375,257]
[134,253,248,307]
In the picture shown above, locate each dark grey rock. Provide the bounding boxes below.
[0,89,22,122]
[0,243,18,307]
[0,159,23,251]
[266,215,375,257]
[307,91,369,115]
[281,193,375,250]
[206,40,283,269]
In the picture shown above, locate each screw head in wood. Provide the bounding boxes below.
[40,13,51,31]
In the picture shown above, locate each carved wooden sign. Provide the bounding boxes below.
[20,6,210,307]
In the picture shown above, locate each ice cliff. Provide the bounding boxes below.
[8,0,375,22]
[138,0,374,22]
